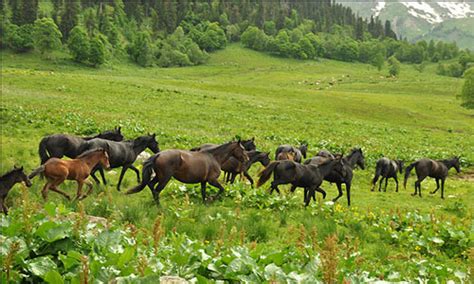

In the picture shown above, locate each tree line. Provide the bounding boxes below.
[1,0,472,73]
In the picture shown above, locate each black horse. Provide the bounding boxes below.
[274,144,308,163]
[38,127,124,164]
[257,157,343,206]
[1,166,32,214]
[371,158,404,192]
[404,157,460,199]
[222,150,271,185]
[191,138,256,152]
[80,134,160,191]
[302,148,365,206]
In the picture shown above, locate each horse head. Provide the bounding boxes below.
[397,160,404,174]
[233,141,249,163]
[14,166,32,187]
[98,148,111,170]
[241,137,256,151]
[99,127,124,142]
[299,143,308,159]
[260,152,271,166]
[453,156,461,173]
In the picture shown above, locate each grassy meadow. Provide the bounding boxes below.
[1,45,473,282]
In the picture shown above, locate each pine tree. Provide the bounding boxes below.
[89,35,106,67]
[60,0,80,40]
[9,0,22,25]
[21,0,38,24]
[68,25,90,63]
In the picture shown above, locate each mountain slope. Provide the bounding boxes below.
[338,0,474,48]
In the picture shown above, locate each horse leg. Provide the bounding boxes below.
[98,167,107,185]
[200,182,207,203]
[378,177,383,192]
[208,179,226,200]
[116,165,129,192]
[394,176,399,192]
[290,185,297,193]
[384,177,389,192]
[1,197,7,215]
[430,178,440,194]
[41,182,52,201]
[74,180,84,200]
[270,180,285,195]
[345,182,351,206]
[152,176,171,205]
[90,168,101,184]
[81,180,94,199]
[129,165,141,183]
[371,173,379,192]
[243,171,254,186]
[332,183,343,202]
[49,181,71,200]
[441,178,445,199]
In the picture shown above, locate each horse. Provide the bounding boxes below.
[302,148,365,206]
[274,144,307,163]
[38,127,123,164]
[191,137,256,152]
[0,166,32,214]
[276,151,296,161]
[256,157,343,206]
[404,157,460,199]
[317,150,335,159]
[80,134,160,191]
[371,158,404,192]
[222,150,271,185]
[126,141,248,205]
[29,148,110,201]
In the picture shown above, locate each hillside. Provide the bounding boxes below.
[1,45,473,282]
[338,0,474,48]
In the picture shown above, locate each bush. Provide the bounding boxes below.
[460,68,474,109]
[89,35,106,67]
[241,26,268,51]
[6,23,34,52]
[226,24,241,42]
[33,18,62,55]
[68,26,90,63]
[128,31,155,67]
[388,56,401,77]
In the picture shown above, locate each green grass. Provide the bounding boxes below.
[1,44,473,280]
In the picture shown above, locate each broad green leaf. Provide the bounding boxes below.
[44,270,64,284]
[26,256,57,278]
[35,221,71,243]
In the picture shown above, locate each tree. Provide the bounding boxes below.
[388,56,401,77]
[241,26,267,51]
[128,31,155,67]
[5,23,34,52]
[460,68,474,109]
[60,0,80,40]
[68,26,89,63]
[89,35,106,67]
[33,18,62,55]
[21,0,38,24]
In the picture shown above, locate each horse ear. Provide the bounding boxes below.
[118,126,122,132]
[251,137,255,141]
[20,166,24,171]
[152,133,156,138]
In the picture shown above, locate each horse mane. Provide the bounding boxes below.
[77,148,104,158]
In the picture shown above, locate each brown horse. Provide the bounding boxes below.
[404,157,460,199]
[1,166,32,214]
[276,151,295,161]
[29,148,110,201]
[222,150,271,185]
[126,141,248,204]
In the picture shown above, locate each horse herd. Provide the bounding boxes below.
[0,127,462,214]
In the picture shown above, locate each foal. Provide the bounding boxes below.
[404,157,460,199]
[222,150,271,185]
[0,166,32,214]
[371,158,404,192]
[29,148,110,201]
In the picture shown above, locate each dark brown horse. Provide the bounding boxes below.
[29,148,110,201]
[38,127,123,164]
[302,148,365,206]
[222,150,271,185]
[274,144,307,163]
[257,157,343,206]
[126,141,248,204]
[0,166,32,214]
[371,158,404,192]
[404,157,460,199]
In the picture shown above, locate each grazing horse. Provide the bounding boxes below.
[302,148,365,206]
[222,150,271,185]
[404,157,460,199]
[257,157,343,206]
[371,158,404,192]
[126,141,248,204]
[191,137,256,152]
[38,127,123,164]
[0,166,32,214]
[80,134,160,191]
[274,144,307,163]
[29,148,110,201]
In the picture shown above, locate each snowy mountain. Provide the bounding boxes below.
[338,1,474,48]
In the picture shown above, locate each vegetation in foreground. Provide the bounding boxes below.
[1,45,473,281]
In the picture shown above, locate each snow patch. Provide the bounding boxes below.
[401,2,443,23]
[437,2,474,19]
[373,1,386,17]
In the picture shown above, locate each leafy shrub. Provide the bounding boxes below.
[460,67,474,109]
[388,56,401,77]
[128,31,155,67]
[89,35,106,67]
[68,26,90,63]
[5,23,34,52]
[33,17,62,55]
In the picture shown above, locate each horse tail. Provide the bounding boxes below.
[29,165,45,179]
[39,137,50,164]
[404,161,418,189]
[257,161,280,187]
[126,153,159,194]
